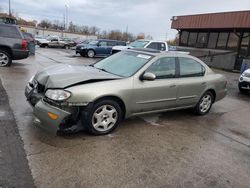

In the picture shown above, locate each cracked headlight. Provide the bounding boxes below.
[45,89,71,101]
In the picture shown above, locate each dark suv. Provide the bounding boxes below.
[0,24,29,67]
[76,39,126,58]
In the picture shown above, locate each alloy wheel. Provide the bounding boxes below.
[0,52,9,67]
[199,94,212,113]
[88,50,95,58]
[92,105,118,132]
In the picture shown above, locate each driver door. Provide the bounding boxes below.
[49,38,59,47]
[132,57,178,113]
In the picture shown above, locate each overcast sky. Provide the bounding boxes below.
[1,0,250,39]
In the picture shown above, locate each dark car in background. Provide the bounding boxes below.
[0,23,29,67]
[76,39,126,58]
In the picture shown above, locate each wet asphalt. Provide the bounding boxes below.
[0,48,249,188]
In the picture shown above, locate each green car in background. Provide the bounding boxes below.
[25,49,227,135]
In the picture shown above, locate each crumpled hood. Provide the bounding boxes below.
[34,64,121,89]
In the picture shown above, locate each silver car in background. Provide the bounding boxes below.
[238,68,250,93]
[25,49,227,135]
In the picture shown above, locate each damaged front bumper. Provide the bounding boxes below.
[33,100,71,134]
[25,83,85,135]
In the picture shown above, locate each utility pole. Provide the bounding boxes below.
[65,4,69,30]
[9,0,11,16]
[63,12,65,30]
[126,25,128,41]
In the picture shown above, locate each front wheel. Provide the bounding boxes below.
[87,50,95,58]
[238,84,247,93]
[82,100,122,135]
[193,91,214,115]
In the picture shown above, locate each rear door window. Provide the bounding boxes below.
[0,25,20,38]
[107,41,117,46]
[179,57,204,77]
[99,41,107,47]
[117,41,126,46]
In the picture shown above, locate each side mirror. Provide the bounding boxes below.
[141,72,156,81]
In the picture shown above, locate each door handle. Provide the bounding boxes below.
[169,84,176,88]
[201,82,207,85]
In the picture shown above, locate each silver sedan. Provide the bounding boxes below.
[25,49,227,135]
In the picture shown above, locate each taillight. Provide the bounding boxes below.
[22,39,28,50]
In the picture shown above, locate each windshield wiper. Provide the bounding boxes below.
[89,65,123,77]
[97,67,109,73]
[90,64,109,73]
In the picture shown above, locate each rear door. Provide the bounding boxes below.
[106,41,117,55]
[176,57,206,107]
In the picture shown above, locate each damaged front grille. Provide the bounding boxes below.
[37,83,45,93]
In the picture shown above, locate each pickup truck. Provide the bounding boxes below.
[112,40,168,54]
[39,36,70,49]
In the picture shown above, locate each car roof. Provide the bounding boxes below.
[135,39,167,43]
[98,39,126,42]
[128,48,195,58]
[0,23,18,28]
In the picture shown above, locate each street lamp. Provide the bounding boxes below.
[9,0,11,16]
[65,4,69,30]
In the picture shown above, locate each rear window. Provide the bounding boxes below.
[0,25,21,38]
[107,41,117,46]
[117,41,126,46]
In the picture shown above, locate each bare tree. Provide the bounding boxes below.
[88,26,100,35]
[136,33,145,40]
[38,19,52,28]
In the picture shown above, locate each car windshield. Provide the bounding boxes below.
[89,40,99,45]
[93,51,152,77]
[129,40,149,48]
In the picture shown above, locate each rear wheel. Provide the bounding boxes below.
[82,100,122,135]
[64,45,70,49]
[193,91,214,115]
[87,50,95,58]
[0,50,12,67]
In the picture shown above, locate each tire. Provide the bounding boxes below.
[87,50,95,58]
[238,84,247,93]
[82,100,122,135]
[0,50,12,67]
[193,91,214,115]
[40,44,48,48]
[65,45,70,49]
